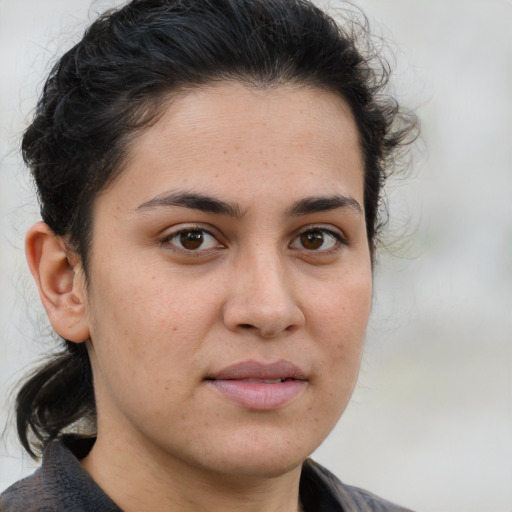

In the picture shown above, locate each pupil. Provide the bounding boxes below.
[180,231,203,250]
[301,231,323,250]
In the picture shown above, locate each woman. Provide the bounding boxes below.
[0,0,417,510]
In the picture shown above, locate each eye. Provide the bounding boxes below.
[290,228,344,252]
[164,228,221,251]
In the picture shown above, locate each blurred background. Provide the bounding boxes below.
[1,1,511,510]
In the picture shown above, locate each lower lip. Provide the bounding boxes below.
[208,379,307,410]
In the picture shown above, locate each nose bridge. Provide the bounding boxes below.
[249,246,288,299]
[223,243,304,337]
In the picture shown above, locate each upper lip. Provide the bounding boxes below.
[209,360,307,381]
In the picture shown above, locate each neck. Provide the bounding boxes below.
[81,431,304,512]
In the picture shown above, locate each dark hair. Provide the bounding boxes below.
[17,0,417,457]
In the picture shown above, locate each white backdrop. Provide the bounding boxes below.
[1,1,511,511]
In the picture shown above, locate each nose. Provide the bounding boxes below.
[222,249,305,338]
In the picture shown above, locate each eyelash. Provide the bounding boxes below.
[160,225,348,255]
[290,227,348,254]
[160,225,223,254]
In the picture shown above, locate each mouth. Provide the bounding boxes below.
[206,360,308,410]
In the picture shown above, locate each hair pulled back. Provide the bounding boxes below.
[17,0,417,457]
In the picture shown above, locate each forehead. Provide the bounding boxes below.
[103,82,364,210]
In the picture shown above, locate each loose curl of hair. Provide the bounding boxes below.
[17,0,418,457]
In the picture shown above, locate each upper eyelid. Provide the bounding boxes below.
[158,223,348,246]
[160,224,220,239]
[159,225,225,251]
[292,224,348,242]
[288,226,349,255]
[159,224,225,245]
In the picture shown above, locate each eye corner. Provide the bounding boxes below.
[160,225,225,254]
[289,226,348,253]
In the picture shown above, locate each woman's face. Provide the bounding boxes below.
[82,82,372,478]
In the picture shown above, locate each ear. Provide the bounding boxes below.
[25,222,90,343]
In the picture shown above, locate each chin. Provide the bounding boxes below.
[192,427,321,480]
[210,453,304,480]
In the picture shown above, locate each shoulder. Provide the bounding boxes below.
[301,459,415,512]
[0,438,120,512]
[0,469,51,512]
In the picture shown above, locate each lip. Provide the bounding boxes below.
[206,360,308,410]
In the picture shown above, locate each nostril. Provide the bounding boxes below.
[240,323,254,329]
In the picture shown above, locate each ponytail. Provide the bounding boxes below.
[15,342,95,457]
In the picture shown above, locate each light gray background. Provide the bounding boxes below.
[1,1,511,511]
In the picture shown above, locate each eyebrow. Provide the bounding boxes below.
[136,191,362,218]
[136,191,244,218]
[285,194,362,217]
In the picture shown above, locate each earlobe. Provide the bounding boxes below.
[25,222,90,343]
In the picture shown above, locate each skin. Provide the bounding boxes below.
[27,82,373,512]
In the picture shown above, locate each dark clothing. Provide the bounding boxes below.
[0,438,413,511]
[300,460,413,512]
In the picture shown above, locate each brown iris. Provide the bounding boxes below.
[180,230,204,250]
[300,230,325,250]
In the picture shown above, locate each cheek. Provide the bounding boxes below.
[309,270,372,380]
[85,260,213,387]
[310,266,372,331]
[295,272,371,444]
[85,273,210,425]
